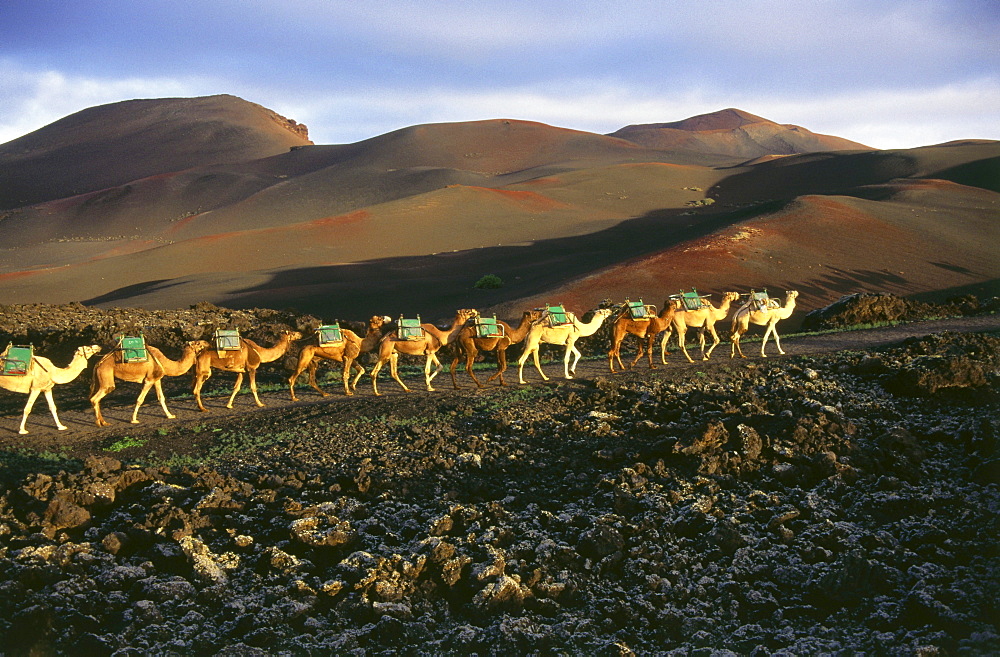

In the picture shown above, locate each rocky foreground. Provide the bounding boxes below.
[0,316,996,654]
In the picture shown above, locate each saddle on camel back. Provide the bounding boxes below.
[397,316,425,341]
[316,324,344,346]
[1,343,33,376]
[543,304,574,327]
[673,288,710,312]
[747,289,777,311]
[213,329,242,355]
[624,298,657,320]
[114,334,148,364]
[475,315,505,339]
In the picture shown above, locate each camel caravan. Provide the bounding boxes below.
[0,289,799,432]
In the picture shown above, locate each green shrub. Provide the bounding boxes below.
[474,274,504,289]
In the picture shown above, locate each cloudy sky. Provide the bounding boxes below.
[2,0,997,149]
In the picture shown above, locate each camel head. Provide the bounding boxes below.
[592,308,614,320]
[283,330,304,341]
[723,291,741,303]
[78,345,102,359]
[188,340,212,353]
[458,308,479,322]
[523,308,544,322]
[786,290,799,300]
[369,315,392,330]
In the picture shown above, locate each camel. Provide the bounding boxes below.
[449,309,543,388]
[0,344,101,434]
[661,291,742,363]
[288,316,392,400]
[608,299,681,373]
[371,309,479,396]
[518,307,614,383]
[730,290,799,358]
[90,339,210,426]
[192,330,301,411]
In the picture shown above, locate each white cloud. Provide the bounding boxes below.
[284,78,1000,150]
[0,60,214,145]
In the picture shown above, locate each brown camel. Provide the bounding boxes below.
[608,299,681,372]
[518,307,614,383]
[288,316,391,400]
[449,309,543,388]
[661,291,741,363]
[193,330,301,411]
[371,309,479,396]
[730,290,799,358]
[0,344,101,434]
[90,340,210,426]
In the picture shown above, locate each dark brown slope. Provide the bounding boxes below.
[0,94,311,210]
[610,108,873,160]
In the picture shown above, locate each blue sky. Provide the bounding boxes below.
[2,0,997,149]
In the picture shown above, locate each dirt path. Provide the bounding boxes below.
[2,314,998,450]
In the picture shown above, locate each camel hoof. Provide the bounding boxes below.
[57,426,68,431]
[19,429,29,435]
[130,420,140,425]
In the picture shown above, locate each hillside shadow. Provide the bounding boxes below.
[88,202,775,320]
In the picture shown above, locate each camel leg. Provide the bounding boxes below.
[698,328,709,360]
[608,340,622,373]
[349,361,365,392]
[90,387,111,427]
[307,361,330,397]
[287,367,302,402]
[130,381,155,423]
[660,328,674,364]
[678,328,696,364]
[772,325,785,355]
[449,356,462,389]
[760,324,773,357]
[341,357,354,396]
[424,353,444,391]
[488,348,507,386]
[532,347,550,382]
[731,327,746,359]
[248,370,264,407]
[44,389,67,432]
[704,326,721,360]
[467,352,486,389]
[226,373,244,408]
[516,348,533,384]
[18,388,43,434]
[388,353,411,393]
[566,343,583,379]
[154,380,174,419]
[370,358,385,396]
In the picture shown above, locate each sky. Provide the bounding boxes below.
[1,0,998,149]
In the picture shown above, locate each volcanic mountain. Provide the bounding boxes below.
[609,108,872,161]
[0,95,997,326]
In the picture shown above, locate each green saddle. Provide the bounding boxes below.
[116,335,148,363]
[626,299,655,319]
[676,289,709,311]
[545,304,572,327]
[214,329,242,352]
[317,324,344,345]
[1,344,32,376]
[398,316,425,341]
[749,289,771,310]
[475,315,505,338]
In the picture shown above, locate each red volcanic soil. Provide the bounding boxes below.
[501,180,1000,329]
